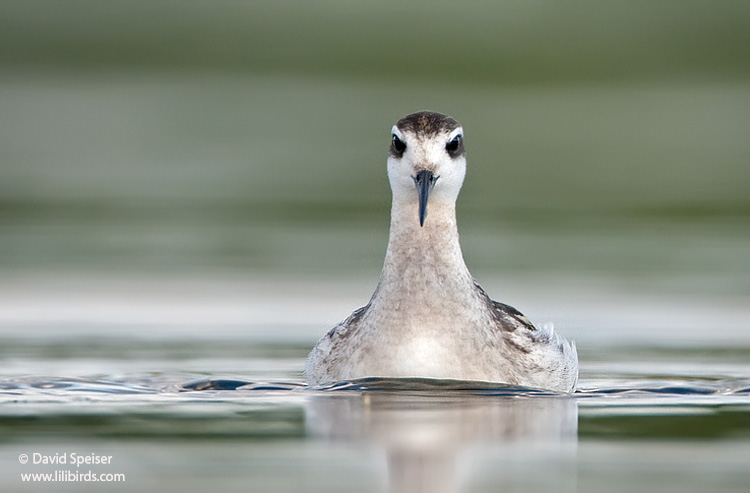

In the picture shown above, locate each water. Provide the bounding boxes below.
[1,275,749,493]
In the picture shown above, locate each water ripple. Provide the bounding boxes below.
[2,375,750,402]
[0,377,157,395]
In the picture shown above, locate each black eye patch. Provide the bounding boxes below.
[391,134,407,157]
[445,134,464,157]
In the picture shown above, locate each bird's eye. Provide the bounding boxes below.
[445,134,463,156]
[391,134,407,156]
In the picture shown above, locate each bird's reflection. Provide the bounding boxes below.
[305,379,578,493]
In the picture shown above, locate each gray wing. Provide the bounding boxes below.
[304,304,369,385]
[474,281,579,391]
[488,299,538,334]
[472,280,537,334]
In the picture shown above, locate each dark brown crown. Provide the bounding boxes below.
[395,111,460,136]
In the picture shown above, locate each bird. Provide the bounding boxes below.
[305,111,578,392]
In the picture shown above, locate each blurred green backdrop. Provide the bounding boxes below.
[1,1,748,290]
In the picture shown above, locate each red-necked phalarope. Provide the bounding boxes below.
[306,111,578,392]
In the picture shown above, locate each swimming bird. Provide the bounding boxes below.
[305,111,578,392]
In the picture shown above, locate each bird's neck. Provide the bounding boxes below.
[373,197,474,305]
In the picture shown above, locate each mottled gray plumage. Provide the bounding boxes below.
[306,111,578,392]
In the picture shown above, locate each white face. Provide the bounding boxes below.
[386,125,467,205]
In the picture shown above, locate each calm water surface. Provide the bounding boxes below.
[1,276,749,493]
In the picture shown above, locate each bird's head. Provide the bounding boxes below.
[387,111,466,227]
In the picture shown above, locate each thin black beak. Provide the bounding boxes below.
[413,170,438,227]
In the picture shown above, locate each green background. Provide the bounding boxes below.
[1,1,748,286]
